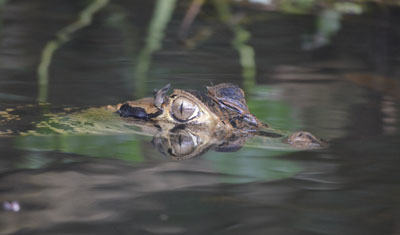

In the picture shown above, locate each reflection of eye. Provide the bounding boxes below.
[170,133,197,156]
[171,97,199,122]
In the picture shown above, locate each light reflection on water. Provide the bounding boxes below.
[0,0,400,234]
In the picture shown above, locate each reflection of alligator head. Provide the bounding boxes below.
[111,83,325,159]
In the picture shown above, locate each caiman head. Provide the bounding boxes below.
[116,83,267,132]
[112,83,325,159]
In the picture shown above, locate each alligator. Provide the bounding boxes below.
[109,83,325,159]
[0,83,325,160]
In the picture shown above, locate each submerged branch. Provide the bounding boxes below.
[37,0,109,103]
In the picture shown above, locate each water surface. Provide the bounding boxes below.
[0,1,400,234]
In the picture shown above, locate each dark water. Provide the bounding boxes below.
[1,1,400,234]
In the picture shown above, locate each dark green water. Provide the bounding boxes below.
[0,1,400,234]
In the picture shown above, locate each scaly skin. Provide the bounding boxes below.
[0,84,326,160]
[116,83,325,151]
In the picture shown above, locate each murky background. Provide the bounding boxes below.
[0,0,400,234]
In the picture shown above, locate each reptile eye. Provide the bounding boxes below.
[170,133,196,156]
[171,97,199,122]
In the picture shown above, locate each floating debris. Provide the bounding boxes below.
[3,201,20,212]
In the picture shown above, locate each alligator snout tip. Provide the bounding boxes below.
[285,131,327,149]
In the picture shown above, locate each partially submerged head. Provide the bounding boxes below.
[114,83,326,156]
[116,83,265,131]
[113,83,267,159]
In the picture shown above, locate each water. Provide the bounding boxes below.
[1,1,400,234]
